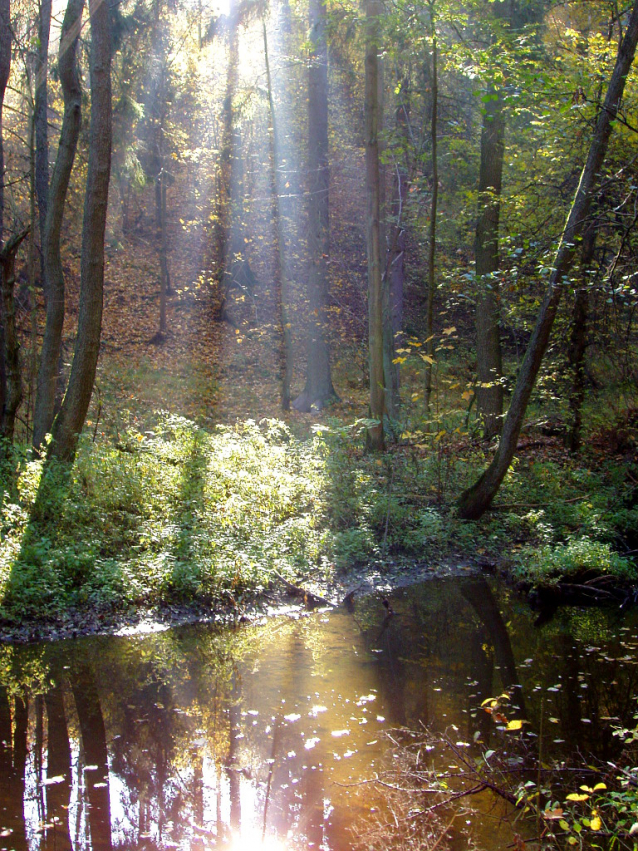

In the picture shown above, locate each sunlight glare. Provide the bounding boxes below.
[229,831,288,851]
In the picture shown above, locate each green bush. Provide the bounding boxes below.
[513,536,637,588]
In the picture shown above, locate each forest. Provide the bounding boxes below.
[0,0,638,847]
[0,0,636,629]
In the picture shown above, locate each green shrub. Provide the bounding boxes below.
[513,536,637,588]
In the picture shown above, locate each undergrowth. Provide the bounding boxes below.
[0,413,635,625]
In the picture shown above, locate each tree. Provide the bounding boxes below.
[263,17,293,410]
[293,0,337,412]
[424,0,438,414]
[33,0,85,449]
[0,0,11,421]
[365,0,385,449]
[34,0,52,271]
[458,0,638,520]
[49,0,112,462]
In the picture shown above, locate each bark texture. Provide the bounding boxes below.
[293,0,337,412]
[365,0,385,450]
[35,0,52,271]
[0,230,29,441]
[49,0,111,461]
[458,0,638,519]
[0,0,11,418]
[33,0,84,449]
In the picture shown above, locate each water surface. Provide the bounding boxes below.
[1,577,637,850]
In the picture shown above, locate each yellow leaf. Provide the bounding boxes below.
[590,816,601,831]
[392,357,407,364]
[592,783,607,791]
[506,719,523,731]
[420,354,434,364]
[443,326,457,335]
[566,794,589,802]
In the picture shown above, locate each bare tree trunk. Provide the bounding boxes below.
[566,224,595,453]
[385,74,409,403]
[458,0,638,520]
[49,0,111,462]
[0,0,11,419]
[33,0,84,450]
[292,0,337,412]
[424,2,438,414]
[365,0,385,450]
[35,0,52,275]
[0,230,29,441]
[263,19,293,410]
[474,83,504,437]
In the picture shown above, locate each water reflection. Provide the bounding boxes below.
[1,577,637,850]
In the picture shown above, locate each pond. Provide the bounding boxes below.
[1,576,637,851]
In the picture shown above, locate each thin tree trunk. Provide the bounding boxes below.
[566,224,595,453]
[458,0,638,520]
[378,56,397,423]
[474,83,505,437]
[0,0,11,419]
[49,0,111,462]
[386,75,409,401]
[292,0,337,412]
[263,19,293,410]
[33,0,84,450]
[156,166,169,335]
[35,0,52,276]
[365,0,385,450]
[424,3,438,414]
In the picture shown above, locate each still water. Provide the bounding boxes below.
[1,577,638,851]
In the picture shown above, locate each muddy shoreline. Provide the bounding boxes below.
[0,559,479,645]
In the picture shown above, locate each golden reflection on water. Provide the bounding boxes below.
[2,578,638,851]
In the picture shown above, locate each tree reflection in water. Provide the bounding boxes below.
[1,578,638,850]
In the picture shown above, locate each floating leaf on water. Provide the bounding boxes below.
[284,713,301,723]
[304,738,320,750]
[331,729,350,738]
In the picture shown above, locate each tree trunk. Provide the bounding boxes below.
[424,4,438,414]
[474,83,505,438]
[365,0,385,450]
[292,0,337,412]
[566,224,596,453]
[35,0,52,277]
[378,56,397,423]
[33,0,84,450]
[0,230,29,441]
[49,0,111,462]
[0,0,11,419]
[457,0,638,520]
[386,75,409,400]
[263,19,293,410]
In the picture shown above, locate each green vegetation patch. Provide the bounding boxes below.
[0,414,636,627]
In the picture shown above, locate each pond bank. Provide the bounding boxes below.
[0,558,478,644]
